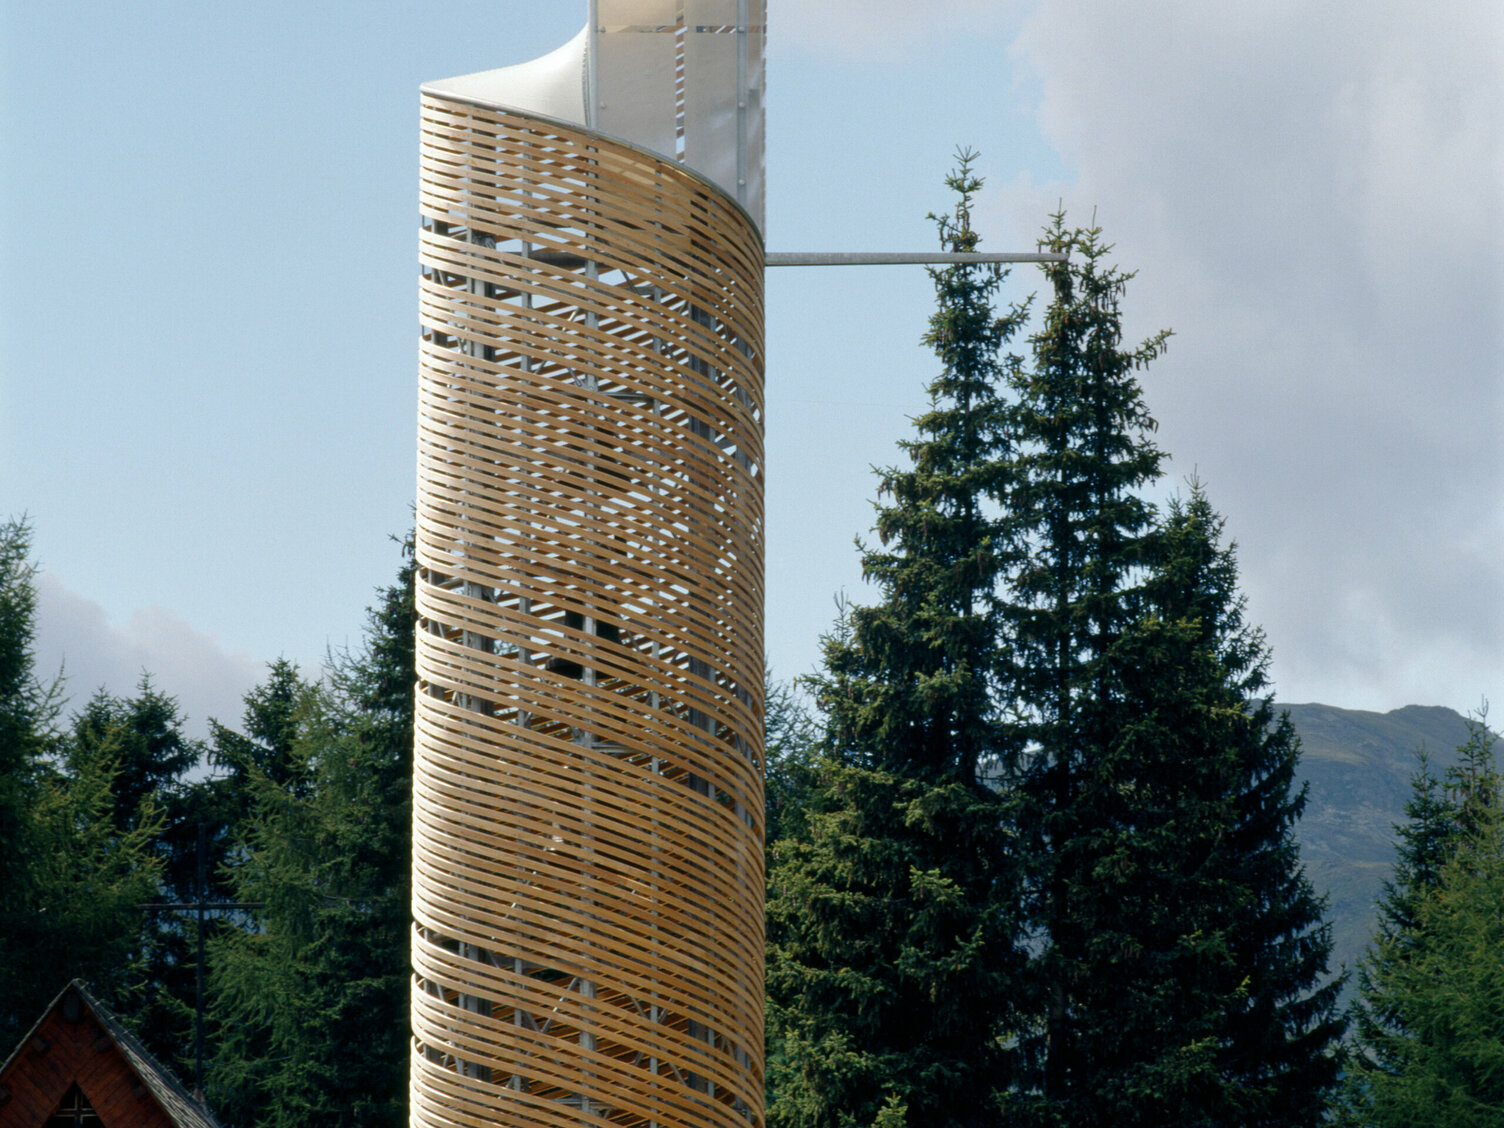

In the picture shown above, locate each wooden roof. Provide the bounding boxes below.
[0,981,223,1128]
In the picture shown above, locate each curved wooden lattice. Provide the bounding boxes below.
[413,93,765,1128]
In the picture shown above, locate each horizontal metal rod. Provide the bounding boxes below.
[765,251,1068,267]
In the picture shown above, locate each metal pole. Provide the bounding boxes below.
[765,250,1067,267]
[586,0,600,129]
[194,823,206,1099]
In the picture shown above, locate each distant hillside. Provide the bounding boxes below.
[1284,703,1483,988]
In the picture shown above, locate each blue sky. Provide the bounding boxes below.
[3,1,1500,736]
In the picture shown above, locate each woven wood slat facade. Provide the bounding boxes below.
[413,95,765,1128]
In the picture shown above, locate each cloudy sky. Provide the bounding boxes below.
[2,1,1499,737]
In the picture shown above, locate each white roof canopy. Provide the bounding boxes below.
[423,0,766,234]
[424,26,590,125]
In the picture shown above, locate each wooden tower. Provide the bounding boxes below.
[412,5,766,1127]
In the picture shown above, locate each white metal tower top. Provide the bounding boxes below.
[423,0,767,234]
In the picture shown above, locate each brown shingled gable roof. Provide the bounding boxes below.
[0,980,223,1128]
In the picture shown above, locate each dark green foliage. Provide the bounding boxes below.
[1343,718,1504,1126]
[0,520,416,1112]
[1002,214,1167,747]
[995,217,1341,1125]
[999,485,1344,1127]
[0,518,54,890]
[767,155,1027,1128]
[0,518,51,1031]
[1367,799,1504,1125]
[765,672,819,868]
[1000,215,1171,1117]
[210,657,311,798]
[773,182,1343,1126]
[1140,493,1342,1125]
[821,157,1026,785]
[208,538,415,1128]
[59,681,213,1074]
[1344,750,1453,1085]
[7,741,165,1021]
[65,681,199,833]
[0,518,163,1044]
[768,762,1020,1128]
[1283,702,1479,982]
[1446,717,1502,844]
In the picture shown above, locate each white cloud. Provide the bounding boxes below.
[995,0,1504,709]
[34,571,268,740]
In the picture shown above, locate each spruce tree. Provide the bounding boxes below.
[999,214,1169,1119]
[0,518,53,1037]
[1338,749,1454,1127]
[766,154,1027,1128]
[1380,753,1455,941]
[18,740,166,1014]
[209,657,310,798]
[60,682,213,1071]
[65,680,200,833]
[209,539,415,1128]
[1344,717,1503,1126]
[1135,491,1341,1124]
[0,519,163,1041]
[1370,791,1504,1126]
[770,184,1343,1124]
[0,518,54,895]
[999,219,1341,1124]
[764,673,819,868]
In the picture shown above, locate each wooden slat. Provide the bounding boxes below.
[413,96,765,1128]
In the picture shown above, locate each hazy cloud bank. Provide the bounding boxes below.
[34,571,267,740]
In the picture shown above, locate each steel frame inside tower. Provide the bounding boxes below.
[412,36,767,1128]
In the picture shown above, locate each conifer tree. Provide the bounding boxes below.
[60,681,212,1070]
[998,221,1341,1124]
[1343,717,1503,1126]
[209,657,310,798]
[0,519,163,1041]
[1338,748,1453,1126]
[0,519,53,1035]
[1128,491,1341,1124]
[1381,754,1455,941]
[998,214,1169,1118]
[0,518,54,877]
[764,673,819,868]
[13,738,165,1015]
[65,681,200,833]
[209,539,415,1128]
[766,154,1027,1128]
[1368,792,1504,1125]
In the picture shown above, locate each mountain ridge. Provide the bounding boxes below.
[1284,701,1486,987]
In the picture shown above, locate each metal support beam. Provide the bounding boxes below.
[765,251,1067,267]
